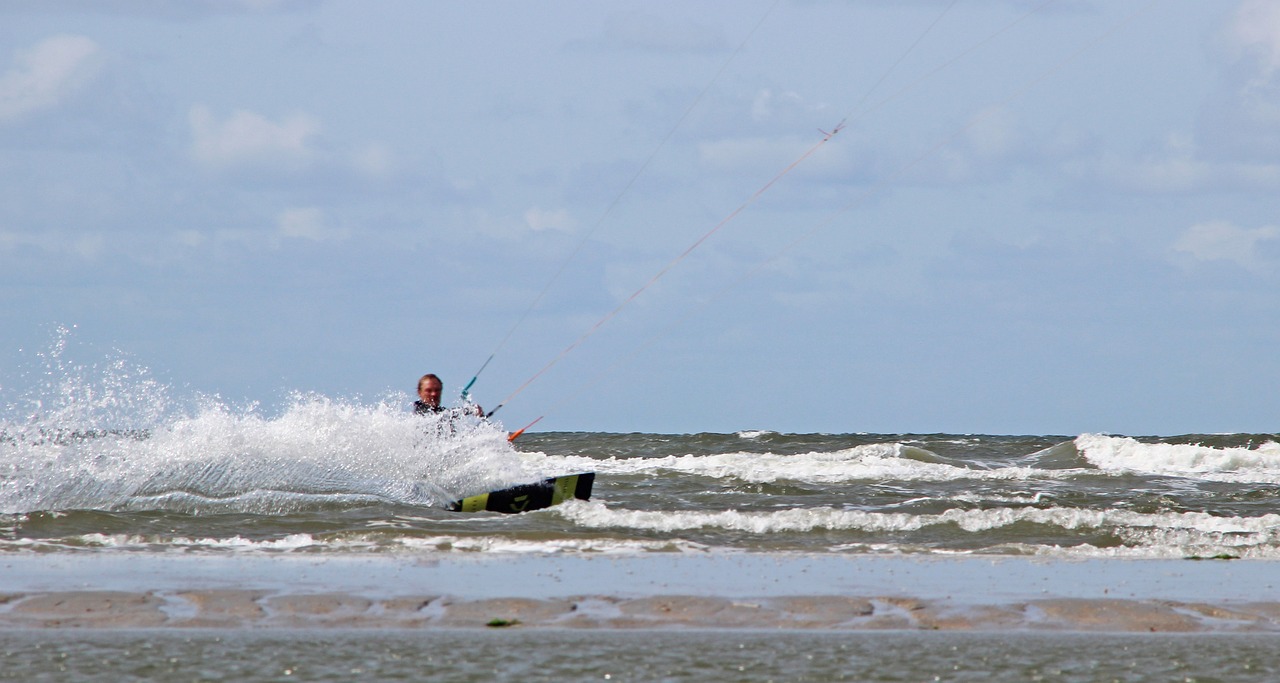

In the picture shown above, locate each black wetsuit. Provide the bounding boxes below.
[414,401,445,415]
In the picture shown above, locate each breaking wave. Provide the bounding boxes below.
[1076,433,1280,483]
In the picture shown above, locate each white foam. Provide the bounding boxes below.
[0,530,712,556]
[1076,434,1280,482]
[522,445,1070,484]
[394,535,711,555]
[1026,542,1280,560]
[556,499,1280,540]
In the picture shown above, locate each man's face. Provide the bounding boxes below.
[418,379,443,407]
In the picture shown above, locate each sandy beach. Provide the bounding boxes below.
[3,554,1277,632]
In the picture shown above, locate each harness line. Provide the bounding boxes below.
[461,0,782,402]
[495,0,965,432]
[489,123,842,421]
[504,0,1161,437]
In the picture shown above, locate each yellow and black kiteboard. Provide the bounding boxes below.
[448,472,595,514]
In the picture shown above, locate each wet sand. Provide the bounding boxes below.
[2,554,1278,631]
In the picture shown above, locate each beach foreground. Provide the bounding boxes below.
[3,554,1277,632]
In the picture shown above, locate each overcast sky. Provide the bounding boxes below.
[2,1,1277,435]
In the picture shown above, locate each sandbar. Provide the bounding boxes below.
[1,553,1277,631]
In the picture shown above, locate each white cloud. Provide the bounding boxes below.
[919,107,1028,184]
[173,229,206,248]
[1104,135,1210,193]
[0,230,32,252]
[0,229,104,258]
[750,89,808,123]
[963,106,1020,160]
[700,135,831,172]
[1172,220,1280,270]
[600,11,722,52]
[0,34,101,124]
[351,143,394,177]
[524,207,576,233]
[1093,134,1280,193]
[4,0,318,16]
[277,207,347,241]
[1223,0,1280,89]
[189,105,321,170]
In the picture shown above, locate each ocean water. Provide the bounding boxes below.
[5,414,1280,559]
[2,338,1279,559]
[6,338,1280,681]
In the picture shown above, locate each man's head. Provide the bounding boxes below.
[417,374,443,408]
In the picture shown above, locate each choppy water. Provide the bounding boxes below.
[2,338,1278,559]
[6,336,1280,680]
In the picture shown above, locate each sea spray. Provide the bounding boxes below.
[1,331,532,514]
[2,395,533,515]
[1,325,170,437]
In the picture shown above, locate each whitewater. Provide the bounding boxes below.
[3,337,1278,560]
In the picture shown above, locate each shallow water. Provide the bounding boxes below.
[3,630,1279,682]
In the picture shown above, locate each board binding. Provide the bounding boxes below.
[448,472,595,514]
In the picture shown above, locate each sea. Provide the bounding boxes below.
[3,341,1280,681]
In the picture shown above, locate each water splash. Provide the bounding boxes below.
[2,325,169,437]
[1,329,531,514]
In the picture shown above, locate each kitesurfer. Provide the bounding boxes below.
[414,373,483,416]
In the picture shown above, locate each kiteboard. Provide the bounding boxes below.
[448,472,595,514]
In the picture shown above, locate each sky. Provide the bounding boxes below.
[1,0,1277,436]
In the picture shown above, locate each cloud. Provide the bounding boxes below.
[1091,134,1280,194]
[920,107,1030,184]
[0,34,101,125]
[962,106,1022,161]
[1100,134,1210,193]
[1171,220,1280,271]
[164,208,347,253]
[750,89,810,124]
[1197,1,1280,162]
[698,134,858,179]
[1,1,321,20]
[277,207,347,241]
[189,105,321,170]
[599,11,724,52]
[351,143,394,177]
[524,207,576,233]
[1222,0,1280,89]
[699,135,805,170]
[0,229,105,259]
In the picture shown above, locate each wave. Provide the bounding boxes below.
[1075,433,1280,483]
[556,500,1280,534]
[0,530,709,555]
[524,444,1083,485]
[554,500,1280,557]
